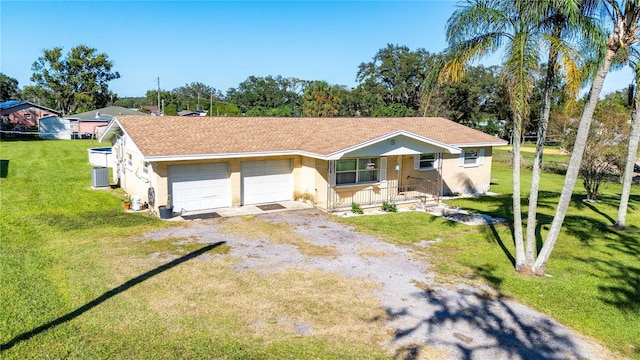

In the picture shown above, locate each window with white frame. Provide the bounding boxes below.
[126,153,133,168]
[336,157,379,185]
[464,149,478,164]
[459,148,484,167]
[414,153,440,170]
[142,161,150,177]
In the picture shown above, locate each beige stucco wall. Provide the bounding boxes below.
[293,156,321,203]
[441,146,493,195]
[314,159,329,208]
[114,137,155,206]
[116,147,495,214]
[401,155,441,189]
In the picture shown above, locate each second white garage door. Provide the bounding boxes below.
[169,163,230,212]
[242,160,292,205]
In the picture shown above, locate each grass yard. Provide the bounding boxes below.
[0,140,388,359]
[341,144,640,359]
[1,140,638,359]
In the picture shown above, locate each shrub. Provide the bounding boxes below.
[351,203,364,214]
[381,201,397,212]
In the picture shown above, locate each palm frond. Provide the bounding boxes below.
[439,30,504,83]
[559,45,583,97]
[501,30,540,118]
[446,0,512,45]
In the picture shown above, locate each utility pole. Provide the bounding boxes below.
[197,91,200,111]
[210,91,213,116]
[157,77,161,115]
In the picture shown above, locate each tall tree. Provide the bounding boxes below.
[580,97,630,200]
[533,0,640,274]
[173,82,222,111]
[441,0,543,273]
[356,44,437,113]
[347,83,386,116]
[425,64,509,127]
[20,85,55,108]
[0,73,20,101]
[615,46,640,229]
[524,0,599,265]
[301,81,345,117]
[30,45,120,115]
[145,89,180,112]
[226,75,304,115]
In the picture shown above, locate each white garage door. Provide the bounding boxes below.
[169,163,230,212]
[242,160,292,205]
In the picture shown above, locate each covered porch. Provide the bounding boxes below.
[327,174,442,211]
[325,140,449,211]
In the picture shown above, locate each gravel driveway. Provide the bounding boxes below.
[145,209,612,360]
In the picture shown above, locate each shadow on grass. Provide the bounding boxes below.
[574,231,640,314]
[0,159,8,178]
[475,194,640,313]
[387,285,587,360]
[0,242,226,351]
[484,223,515,268]
[460,190,637,253]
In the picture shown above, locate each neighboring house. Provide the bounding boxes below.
[141,105,160,116]
[66,106,148,138]
[39,116,73,140]
[0,100,61,133]
[99,116,507,215]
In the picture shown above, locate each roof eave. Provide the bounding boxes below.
[98,117,122,143]
[326,130,462,160]
[144,150,327,162]
[0,101,61,114]
[453,141,508,147]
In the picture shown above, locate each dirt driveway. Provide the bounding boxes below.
[144,209,613,359]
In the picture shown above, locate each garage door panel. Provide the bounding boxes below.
[242,160,292,205]
[169,163,230,211]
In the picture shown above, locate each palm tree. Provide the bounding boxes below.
[440,0,543,272]
[533,0,640,275]
[301,81,343,117]
[524,0,601,264]
[615,45,640,229]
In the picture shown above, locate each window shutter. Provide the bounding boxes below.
[414,155,420,170]
[459,151,465,167]
[380,157,387,182]
[479,148,485,165]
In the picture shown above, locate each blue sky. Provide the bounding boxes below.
[0,1,633,98]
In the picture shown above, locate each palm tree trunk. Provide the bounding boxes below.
[512,113,526,271]
[532,48,615,275]
[615,91,640,229]
[525,48,558,265]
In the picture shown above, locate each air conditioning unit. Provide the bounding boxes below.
[91,167,109,188]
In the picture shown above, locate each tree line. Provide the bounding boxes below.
[0,44,570,137]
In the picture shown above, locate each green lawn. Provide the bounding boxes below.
[341,144,640,359]
[1,140,638,359]
[0,140,387,359]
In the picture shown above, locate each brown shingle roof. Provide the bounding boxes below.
[113,116,506,158]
